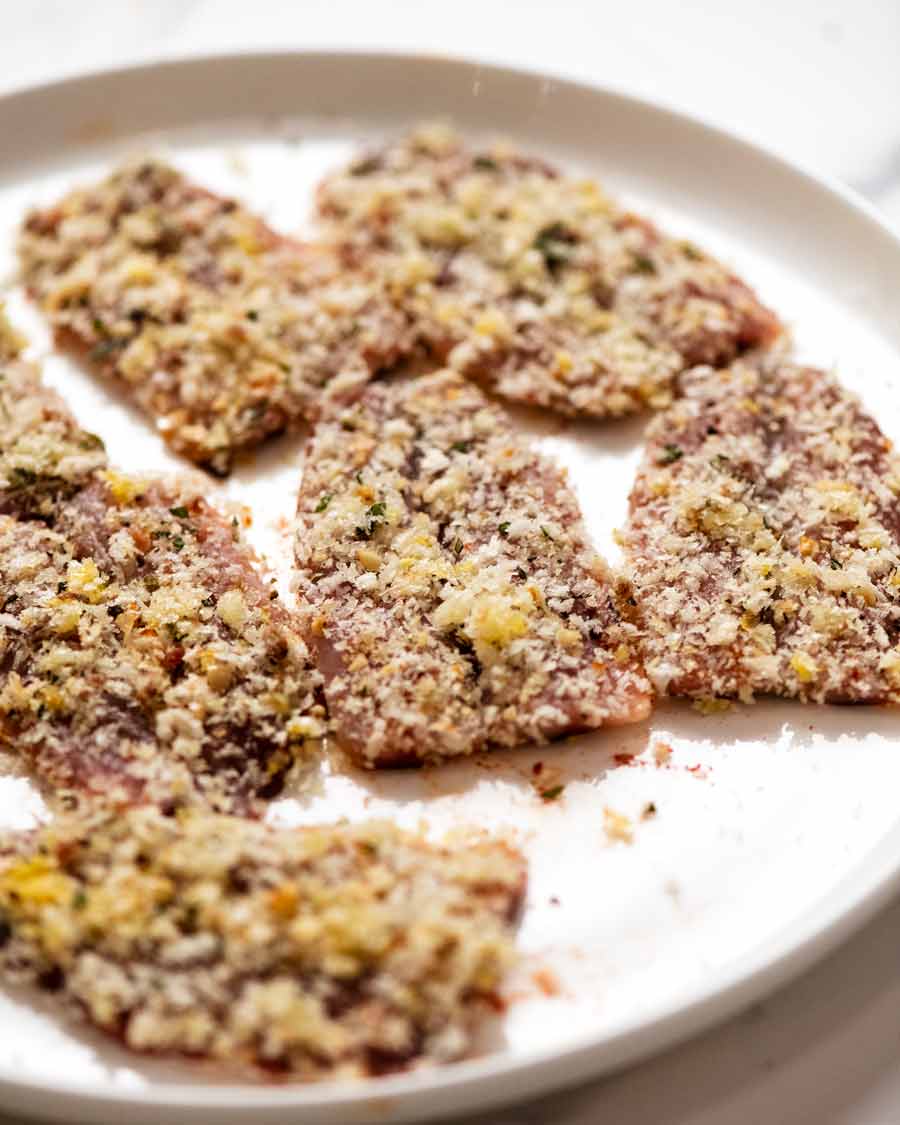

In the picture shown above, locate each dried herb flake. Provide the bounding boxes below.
[657,444,683,465]
[534,222,576,270]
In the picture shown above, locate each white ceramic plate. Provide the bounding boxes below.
[1,50,900,1125]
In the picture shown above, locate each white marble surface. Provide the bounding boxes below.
[3,2,900,1122]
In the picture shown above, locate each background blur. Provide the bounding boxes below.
[3,3,900,1123]
[4,0,900,224]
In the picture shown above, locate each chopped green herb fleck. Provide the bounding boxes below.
[540,785,564,802]
[498,521,510,536]
[10,467,37,488]
[658,444,683,465]
[353,501,387,541]
[350,155,381,177]
[631,252,657,275]
[90,338,120,362]
[315,494,332,513]
[169,506,189,519]
[534,222,575,269]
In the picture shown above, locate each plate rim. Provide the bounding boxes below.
[1,46,900,1124]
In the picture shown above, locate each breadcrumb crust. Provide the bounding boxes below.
[0,807,524,1076]
[624,357,900,702]
[19,161,411,474]
[0,340,106,520]
[0,318,324,812]
[295,370,651,766]
[317,125,780,419]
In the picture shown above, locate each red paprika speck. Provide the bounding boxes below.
[484,992,508,1014]
[532,968,561,997]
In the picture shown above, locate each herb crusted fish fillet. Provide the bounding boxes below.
[0,806,525,1077]
[624,357,900,703]
[0,473,325,813]
[317,125,780,420]
[295,370,652,766]
[19,160,411,475]
[0,332,325,811]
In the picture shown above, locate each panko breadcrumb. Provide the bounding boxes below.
[0,309,25,363]
[0,806,524,1077]
[19,160,411,475]
[624,357,900,702]
[294,370,651,766]
[0,469,324,813]
[0,313,106,520]
[316,124,780,419]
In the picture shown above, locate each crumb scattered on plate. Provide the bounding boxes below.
[603,806,634,844]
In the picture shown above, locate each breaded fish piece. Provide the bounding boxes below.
[624,357,900,703]
[316,125,780,419]
[294,370,651,766]
[19,160,411,475]
[0,312,105,520]
[0,470,324,813]
[0,806,524,1077]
